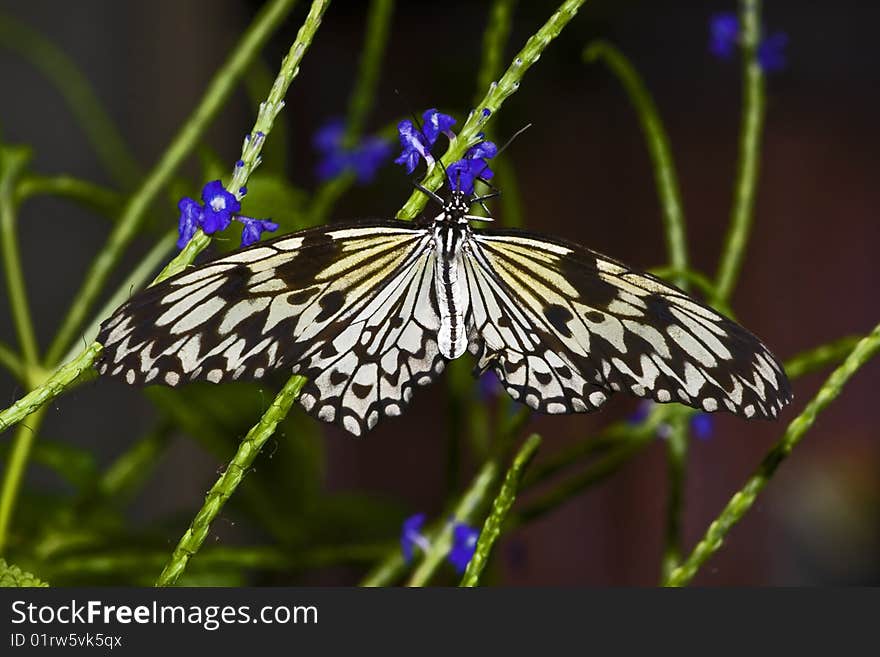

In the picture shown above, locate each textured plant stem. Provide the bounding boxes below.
[0,344,100,436]
[0,406,47,554]
[460,434,541,586]
[0,147,39,368]
[585,41,689,287]
[475,0,517,104]
[306,0,394,227]
[15,175,124,219]
[44,0,301,365]
[0,13,140,188]
[714,0,765,302]
[155,375,306,586]
[665,321,880,586]
[396,0,588,220]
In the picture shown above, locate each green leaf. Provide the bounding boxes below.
[0,559,49,587]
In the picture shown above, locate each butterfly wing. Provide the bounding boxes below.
[465,229,792,420]
[97,221,445,435]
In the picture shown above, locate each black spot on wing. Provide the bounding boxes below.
[276,231,341,288]
[315,290,345,322]
[543,304,574,338]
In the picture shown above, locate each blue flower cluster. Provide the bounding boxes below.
[400,513,480,574]
[395,108,497,195]
[313,118,392,184]
[177,180,278,249]
[709,12,788,72]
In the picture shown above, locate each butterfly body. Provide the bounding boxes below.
[97,190,792,436]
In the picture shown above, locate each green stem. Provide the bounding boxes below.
[44,0,302,365]
[0,406,47,554]
[783,335,861,379]
[0,146,39,368]
[661,417,687,580]
[96,420,173,503]
[0,13,141,188]
[665,321,880,586]
[460,434,540,586]
[15,175,124,219]
[585,41,689,287]
[714,0,765,302]
[59,231,177,365]
[0,342,24,382]
[155,375,307,586]
[474,0,517,105]
[343,0,394,145]
[0,344,100,436]
[396,0,588,220]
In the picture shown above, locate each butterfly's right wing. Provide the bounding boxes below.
[97,221,445,436]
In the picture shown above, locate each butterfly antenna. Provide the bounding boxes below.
[495,122,532,158]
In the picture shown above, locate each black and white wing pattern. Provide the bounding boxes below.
[464,229,792,420]
[97,221,445,436]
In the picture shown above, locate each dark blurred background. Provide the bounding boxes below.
[0,0,878,585]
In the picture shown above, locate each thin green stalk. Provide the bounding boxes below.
[0,406,47,554]
[474,0,517,104]
[0,342,24,382]
[665,321,880,586]
[661,417,687,580]
[60,230,177,365]
[714,0,765,302]
[343,0,394,145]
[0,344,100,436]
[396,0,588,220]
[305,0,394,226]
[407,457,502,586]
[15,175,124,219]
[96,420,173,502]
[460,433,541,586]
[585,41,689,287]
[159,0,330,283]
[48,543,388,581]
[155,375,307,586]
[783,335,860,379]
[0,147,39,368]
[0,13,141,188]
[44,0,302,365]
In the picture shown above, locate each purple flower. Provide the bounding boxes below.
[447,138,498,194]
[690,413,714,440]
[314,117,392,182]
[757,32,788,72]
[421,108,456,145]
[239,217,280,248]
[313,117,345,153]
[200,180,239,234]
[628,399,654,425]
[448,522,479,573]
[709,12,739,59]
[709,11,788,73]
[478,370,503,400]
[401,513,431,562]
[394,119,432,174]
[176,180,276,249]
[176,197,203,249]
[350,137,393,183]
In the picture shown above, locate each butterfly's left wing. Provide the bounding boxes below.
[464,229,792,420]
[97,221,445,436]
